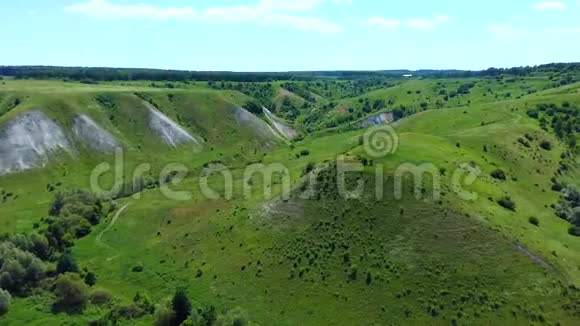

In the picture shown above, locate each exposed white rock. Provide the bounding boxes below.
[143,101,203,150]
[73,114,121,153]
[234,107,280,141]
[0,110,72,175]
[358,112,395,129]
[262,107,299,140]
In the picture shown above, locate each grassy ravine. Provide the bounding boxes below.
[0,77,578,325]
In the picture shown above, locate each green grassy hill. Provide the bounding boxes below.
[0,76,578,325]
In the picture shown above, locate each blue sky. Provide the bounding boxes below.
[1,0,579,71]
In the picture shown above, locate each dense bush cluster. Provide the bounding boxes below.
[0,190,108,317]
[44,190,104,251]
[555,187,580,236]
[0,241,46,293]
[527,103,579,149]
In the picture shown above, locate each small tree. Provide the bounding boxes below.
[529,216,540,226]
[84,272,97,287]
[172,288,192,326]
[53,273,90,310]
[57,253,79,274]
[366,271,373,285]
[0,288,11,315]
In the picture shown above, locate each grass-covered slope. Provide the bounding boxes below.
[0,77,578,325]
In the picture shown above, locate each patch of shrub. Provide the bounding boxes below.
[300,149,310,157]
[216,307,249,326]
[155,301,176,326]
[366,271,373,285]
[0,288,11,315]
[497,196,516,211]
[90,288,113,305]
[529,216,540,226]
[490,169,507,181]
[517,137,531,148]
[303,162,315,175]
[526,109,539,119]
[555,187,580,237]
[107,303,149,322]
[53,273,90,311]
[552,183,564,192]
[540,140,552,151]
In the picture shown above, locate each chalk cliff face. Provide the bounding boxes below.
[144,102,203,150]
[262,107,299,140]
[358,112,395,129]
[73,114,121,153]
[0,110,72,175]
[233,106,281,143]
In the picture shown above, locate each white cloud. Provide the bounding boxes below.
[406,19,434,30]
[487,24,527,39]
[257,0,347,12]
[532,1,567,10]
[364,15,449,31]
[65,0,196,20]
[64,0,343,33]
[364,17,401,30]
[555,27,580,33]
[434,15,450,23]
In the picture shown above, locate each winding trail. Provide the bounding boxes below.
[94,203,173,286]
[95,203,130,251]
[514,243,572,285]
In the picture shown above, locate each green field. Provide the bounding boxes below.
[0,71,579,325]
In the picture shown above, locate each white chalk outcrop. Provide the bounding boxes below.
[73,114,121,153]
[234,107,280,141]
[358,112,395,129]
[0,110,72,175]
[144,102,203,150]
[263,107,299,140]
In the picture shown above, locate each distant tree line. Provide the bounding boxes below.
[0,66,301,82]
[481,63,580,77]
[1,63,578,82]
